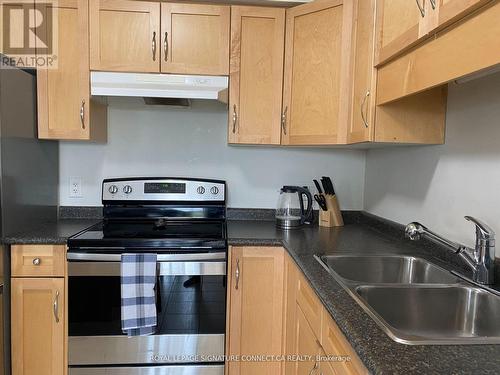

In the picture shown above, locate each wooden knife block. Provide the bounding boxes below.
[319,195,344,227]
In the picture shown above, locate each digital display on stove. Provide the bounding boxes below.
[144,182,186,194]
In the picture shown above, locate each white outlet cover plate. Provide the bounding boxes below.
[69,177,83,198]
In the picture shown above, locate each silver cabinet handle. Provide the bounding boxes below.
[416,0,425,17]
[32,257,41,266]
[308,362,319,375]
[80,99,85,129]
[53,290,60,323]
[235,258,240,290]
[232,105,238,134]
[281,106,288,135]
[429,0,436,9]
[164,32,168,62]
[152,31,157,61]
[360,90,370,128]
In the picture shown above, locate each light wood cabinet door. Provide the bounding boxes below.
[375,0,436,65]
[319,349,337,375]
[284,255,322,375]
[228,6,285,145]
[377,0,500,105]
[90,0,160,72]
[37,0,106,141]
[161,3,229,75]
[346,0,446,145]
[348,0,376,143]
[282,0,354,145]
[436,0,491,27]
[227,247,285,375]
[321,308,368,375]
[12,278,65,375]
[292,306,322,375]
[376,0,490,65]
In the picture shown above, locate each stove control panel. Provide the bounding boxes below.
[103,178,225,202]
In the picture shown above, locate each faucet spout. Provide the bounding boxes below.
[405,222,464,253]
[405,217,496,285]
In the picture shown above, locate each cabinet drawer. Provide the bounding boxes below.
[296,272,322,339]
[12,245,66,277]
[321,308,368,375]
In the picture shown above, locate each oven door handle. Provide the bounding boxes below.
[68,260,227,277]
[67,251,226,262]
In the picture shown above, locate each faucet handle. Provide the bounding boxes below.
[464,216,495,240]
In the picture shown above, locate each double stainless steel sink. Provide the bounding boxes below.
[317,255,500,345]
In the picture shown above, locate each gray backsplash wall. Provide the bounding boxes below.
[60,98,366,209]
[364,72,500,250]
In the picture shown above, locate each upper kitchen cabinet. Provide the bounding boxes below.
[377,0,500,105]
[376,0,491,65]
[375,0,435,65]
[347,0,446,144]
[37,0,107,140]
[90,0,161,72]
[347,0,376,143]
[161,3,230,75]
[228,6,285,145]
[435,0,491,26]
[282,0,354,146]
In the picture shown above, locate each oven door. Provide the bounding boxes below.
[67,251,226,369]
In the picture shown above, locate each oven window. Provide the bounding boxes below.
[69,275,226,336]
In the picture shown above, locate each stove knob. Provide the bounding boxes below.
[197,186,206,194]
[123,185,133,194]
[108,185,119,194]
[210,186,219,195]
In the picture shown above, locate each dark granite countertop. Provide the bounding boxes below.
[3,210,500,374]
[228,218,500,375]
[2,218,100,245]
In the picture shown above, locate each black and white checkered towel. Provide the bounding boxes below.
[121,253,157,336]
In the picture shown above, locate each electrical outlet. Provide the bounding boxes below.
[69,177,83,198]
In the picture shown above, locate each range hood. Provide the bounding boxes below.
[90,72,229,103]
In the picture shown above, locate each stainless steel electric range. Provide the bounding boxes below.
[67,178,227,375]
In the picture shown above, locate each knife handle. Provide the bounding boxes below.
[313,179,323,194]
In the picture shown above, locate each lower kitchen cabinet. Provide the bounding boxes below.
[291,306,322,375]
[11,277,65,375]
[321,308,368,374]
[11,244,67,375]
[284,252,368,375]
[226,246,285,375]
[226,246,368,375]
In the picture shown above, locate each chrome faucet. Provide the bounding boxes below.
[405,216,496,285]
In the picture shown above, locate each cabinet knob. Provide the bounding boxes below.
[33,257,41,266]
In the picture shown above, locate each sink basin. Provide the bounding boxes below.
[355,285,500,344]
[320,255,460,284]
